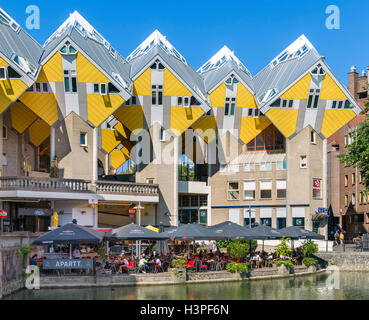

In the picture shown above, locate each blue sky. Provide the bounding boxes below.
[2,0,368,84]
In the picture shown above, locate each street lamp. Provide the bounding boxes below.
[134,201,144,257]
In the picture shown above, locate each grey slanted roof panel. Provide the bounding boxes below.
[0,23,43,76]
[69,28,131,87]
[253,49,321,100]
[41,24,74,62]
[129,45,206,97]
[201,60,255,93]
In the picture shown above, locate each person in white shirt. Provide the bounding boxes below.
[72,247,82,259]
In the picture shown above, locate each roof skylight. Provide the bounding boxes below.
[126,30,187,65]
[0,8,20,32]
[11,54,37,76]
[44,11,118,60]
[197,46,251,76]
[270,35,314,68]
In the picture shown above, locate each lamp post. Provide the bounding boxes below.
[134,202,144,257]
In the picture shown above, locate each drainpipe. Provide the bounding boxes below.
[92,127,98,183]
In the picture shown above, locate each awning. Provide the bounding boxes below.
[19,208,52,216]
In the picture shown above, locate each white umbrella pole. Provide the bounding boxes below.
[69,244,72,259]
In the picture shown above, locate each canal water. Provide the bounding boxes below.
[4,271,369,300]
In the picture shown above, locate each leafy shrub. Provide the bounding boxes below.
[301,240,318,257]
[275,237,291,258]
[275,260,294,267]
[226,261,249,273]
[215,240,229,249]
[227,240,249,259]
[330,260,338,265]
[17,245,32,265]
[302,257,318,267]
[171,257,187,270]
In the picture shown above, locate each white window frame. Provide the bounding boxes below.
[64,70,78,93]
[311,130,316,144]
[300,155,307,169]
[80,132,88,147]
[152,85,163,106]
[260,180,272,199]
[276,180,287,199]
[244,181,256,200]
[224,97,236,116]
[227,181,240,201]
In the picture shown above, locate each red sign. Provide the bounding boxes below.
[0,210,7,218]
[129,208,135,215]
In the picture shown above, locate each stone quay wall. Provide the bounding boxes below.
[0,232,42,299]
[317,252,369,270]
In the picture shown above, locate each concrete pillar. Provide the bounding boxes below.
[50,126,55,165]
[92,127,98,182]
[173,136,179,226]
[105,153,109,176]
[323,139,328,239]
[286,138,292,227]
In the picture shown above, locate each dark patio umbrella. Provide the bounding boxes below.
[162,223,225,241]
[209,221,265,240]
[157,223,169,255]
[279,226,325,240]
[33,223,104,245]
[110,223,169,240]
[246,224,282,239]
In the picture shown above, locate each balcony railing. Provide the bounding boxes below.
[96,181,159,196]
[0,176,91,192]
[0,177,159,197]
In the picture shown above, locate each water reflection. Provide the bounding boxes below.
[4,272,369,300]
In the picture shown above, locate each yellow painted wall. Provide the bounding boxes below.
[19,92,58,126]
[239,117,271,144]
[133,68,151,96]
[265,109,299,138]
[110,149,128,169]
[320,110,356,138]
[10,101,38,134]
[281,73,312,100]
[0,57,7,67]
[164,69,191,97]
[87,94,124,127]
[114,105,144,133]
[37,52,63,82]
[170,106,204,136]
[0,79,28,115]
[209,83,226,108]
[28,119,50,147]
[101,129,121,154]
[236,83,257,108]
[76,52,109,83]
[113,122,130,139]
[191,116,217,143]
[320,74,347,101]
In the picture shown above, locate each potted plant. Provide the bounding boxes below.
[169,257,188,281]
[301,240,319,272]
[274,237,293,274]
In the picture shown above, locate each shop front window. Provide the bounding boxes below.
[260,218,272,226]
[293,217,305,228]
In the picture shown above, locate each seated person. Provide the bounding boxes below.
[72,247,82,259]
[138,253,149,273]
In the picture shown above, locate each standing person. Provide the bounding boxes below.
[334,231,340,246]
[211,241,217,253]
[340,232,345,246]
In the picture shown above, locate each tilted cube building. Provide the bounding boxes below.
[0,9,361,236]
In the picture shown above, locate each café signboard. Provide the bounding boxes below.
[43,259,94,270]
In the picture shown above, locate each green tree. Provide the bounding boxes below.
[301,239,318,257]
[227,240,249,259]
[339,98,369,191]
[275,237,291,257]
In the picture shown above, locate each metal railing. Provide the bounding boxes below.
[96,180,159,196]
[0,176,159,197]
[0,176,91,192]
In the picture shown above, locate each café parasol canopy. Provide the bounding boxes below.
[279,226,325,240]
[33,223,104,245]
[110,223,168,240]
[162,223,225,241]
[209,221,266,240]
